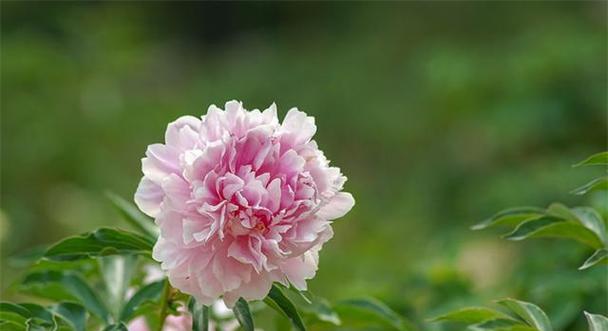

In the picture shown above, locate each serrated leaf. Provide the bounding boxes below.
[232,298,254,331]
[430,307,513,324]
[580,249,608,270]
[102,323,128,331]
[265,285,306,331]
[503,217,603,249]
[187,297,209,331]
[106,192,158,241]
[571,207,607,245]
[22,271,110,323]
[119,280,164,322]
[497,299,552,331]
[472,207,544,230]
[335,298,409,331]
[574,152,608,167]
[52,302,86,331]
[44,228,154,261]
[584,312,608,331]
[572,177,608,195]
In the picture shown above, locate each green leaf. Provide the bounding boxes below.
[571,207,607,245]
[232,298,254,331]
[100,255,136,319]
[472,207,544,230]
[571,177,608,195]
[22,271,110,323]
[580,249,608,270]
[0,311,28,326]
[52,302,86,331]
[44,228,154,261]
[546,203,578,221]
[497,299,552,331]
[430,307,513,324]
[573,152,608,167]
[471,319,536,331]
[265,285,306,331]
[584,312,608,331]
[503,217,603,249]
[187,297,209,331]
[0,321,26,331]
[302,295,341,325]
[102,323,128,331]
[119,280,164,322]
[334,298,409,331]
[106,192,158,240]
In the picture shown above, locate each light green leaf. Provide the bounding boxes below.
[187,297,209,331]
[264,285,306,331]
[0,312,27,327]
[472,207,544,230]
[503,217,603,249]
[100,255,136,319]
[580,249,608,270]
[471,319,536,331]
[232,298,254,331]
[546,203,578,221]
[44,228,154,261]
[573,152,608,167]
[102,323,128,331]
[302,295,341,325]
[497,299,552,331]
[22,271,110,323]
[119,280,164,322]
[52,302,86,331]
[0,320,26,331]
[572,177,608,195]
[430,307,513,324]
[334,298,409,331]
[572,207,607,245]
[106,192,158,240]
[584,312,608,331]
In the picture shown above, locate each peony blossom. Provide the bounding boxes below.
[134,101,354,306]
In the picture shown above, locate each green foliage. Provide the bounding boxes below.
[584,312,608,331]
[106,193,159,241]
[187,297,209,331]
[334,298,413,331]
[233,298,255,331]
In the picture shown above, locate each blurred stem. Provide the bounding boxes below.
[157,279,171,331]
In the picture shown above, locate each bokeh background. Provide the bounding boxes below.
[2,2,607,330]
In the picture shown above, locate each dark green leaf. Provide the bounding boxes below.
[119,280,164,322]
[571,177,608,195]
[503,217,603,249]
[471,319,536,331]
[580,249,608,270]
[102,323,128,331]
[44,228,154,261]
[584,312,608,331]
[22,271,110,323]
[472,207,544,230]
[497,299,552,331]
[573,152,608,167]
[430,307,512,324]
[52,302,86,331]
[188,297,209,331]
[335,298,409,331]
[106,192,158,240]
[233,298,254,331]
[265,285,306,331]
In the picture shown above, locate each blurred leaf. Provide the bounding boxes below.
[52,302,86,331]
[0,321,25,331]
[571,177,608,195]
[335,298,410,331]
[503,216,603,249]
[265,285,306,331]
[22,271,110,323]
[571,207,607,245]
[0,311,28,326]
[102,323,128,331]
[546,203,578,221]
[471,318,536,331]
[100,255,136,319]
[430,307,512,324]
[573,152,608,167]
[472,207,544,230]
[8,246,47,268]
[44,228,154,261]
[187,297,209,331]
[232,298,254,331]
[584,312,608,331]
[0,303,55,331]
[119,280,164,322]
[106,192,158,241]
[497,298,552,331]
[579,249,608,270]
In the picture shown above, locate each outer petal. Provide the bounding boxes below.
[279,108,317,147]
[134,178,164,217]
[316,192,355,221]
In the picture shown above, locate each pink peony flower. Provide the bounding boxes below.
[134,101,354,306]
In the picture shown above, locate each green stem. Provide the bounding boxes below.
[157,280,171,331]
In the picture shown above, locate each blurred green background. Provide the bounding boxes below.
[1,2,607,330]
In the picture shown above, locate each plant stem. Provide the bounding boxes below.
[157,279,171,331]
